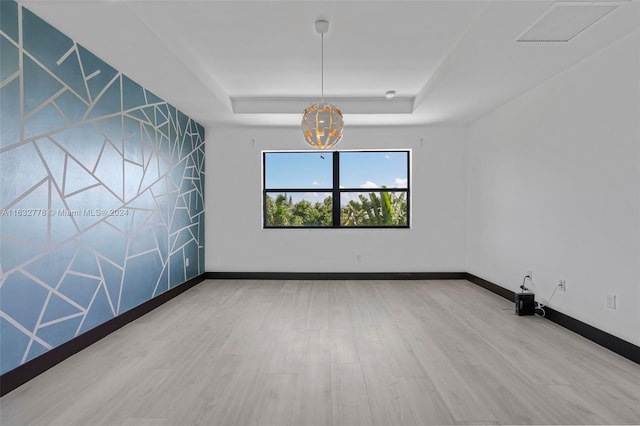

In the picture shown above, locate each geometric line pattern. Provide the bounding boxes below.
[0,1,205,374]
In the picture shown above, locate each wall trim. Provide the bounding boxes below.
[464,273,516,300]
[205,271,467,280]
[0,274,207,397]
[541,305,640,364]
[464,273,639,365]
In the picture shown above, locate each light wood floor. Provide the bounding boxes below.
[2,279,639,425]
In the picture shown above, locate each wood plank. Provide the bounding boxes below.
[290,362,332,426]
[330,362,374,426]
[357,339,418,426]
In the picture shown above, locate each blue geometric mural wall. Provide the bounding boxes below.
[0,1,205,375]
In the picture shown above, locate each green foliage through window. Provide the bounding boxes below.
[340,191,407,226]
[265,193,333,226]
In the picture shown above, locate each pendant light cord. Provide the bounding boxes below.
[321,32,324,100]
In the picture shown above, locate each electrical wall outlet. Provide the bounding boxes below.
[185,258,190,267]
[558,280,566,292]
[607,294,616,309]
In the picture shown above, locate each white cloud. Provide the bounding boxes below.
[341,192,357,203]
[394,178,408,188]
[311,180,320,186]
[385,155,391,159]
[360,181,379,189]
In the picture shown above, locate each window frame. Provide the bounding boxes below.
[262,149,411,229]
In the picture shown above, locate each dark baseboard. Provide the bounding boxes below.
[464,273,639,365]
[542,306,640,364]
[464,272,516,301]
[204,271,467,280]
[0,273,207,397]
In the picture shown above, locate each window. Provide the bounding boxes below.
[263,150,410,228]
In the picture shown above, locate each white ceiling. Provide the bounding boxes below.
[19,0,640,129]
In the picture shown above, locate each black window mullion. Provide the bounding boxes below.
[262,152,267,227]
[332,151,340,227]
[406,151,410,228]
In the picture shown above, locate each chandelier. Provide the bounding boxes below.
[301,19,343,149]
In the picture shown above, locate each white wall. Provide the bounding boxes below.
[206,126,467,273]
[467,31,640,345]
